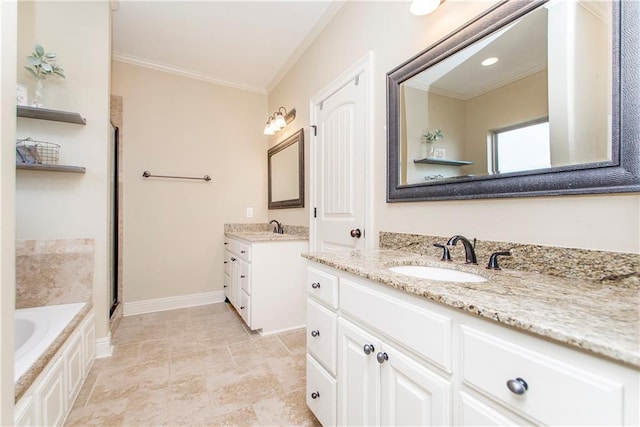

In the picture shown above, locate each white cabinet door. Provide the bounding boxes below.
[338,318,380,427]
[239,259,250,294]
[239,290,250,326]
[228,256,239,308]
[15,395,37,427]
[65,332,84,402]
[380,341,452,427]
[39,357,67,427]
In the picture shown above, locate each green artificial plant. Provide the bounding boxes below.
[24,44,65,80]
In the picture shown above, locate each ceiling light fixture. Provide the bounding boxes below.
[263,106,296,136]
[410,0,445,16]
[481,57,499,66]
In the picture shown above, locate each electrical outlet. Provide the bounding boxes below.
[246,207,253,218]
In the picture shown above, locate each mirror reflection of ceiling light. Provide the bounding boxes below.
[410,0,444,16]
[481,57,499,66]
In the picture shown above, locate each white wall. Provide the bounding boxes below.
[111,61,268,303]
[16,2,112,338]
[268,0,640,253]
[0,1,17,422]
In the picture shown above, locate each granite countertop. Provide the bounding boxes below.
[225,231,309,243]
[303,250,640,368]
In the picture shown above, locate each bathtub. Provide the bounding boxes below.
[15,302,86,383]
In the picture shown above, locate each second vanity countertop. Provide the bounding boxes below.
[225,231,309,243]
[303,249,640,368]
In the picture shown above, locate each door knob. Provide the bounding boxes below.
[350,228,362,238]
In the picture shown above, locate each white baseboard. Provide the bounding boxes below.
[123,291,225,317]
[95,333,113,359]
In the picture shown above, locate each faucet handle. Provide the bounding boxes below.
[487,251,511,270]
[433,244,452,261]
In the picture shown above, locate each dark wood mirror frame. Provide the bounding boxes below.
[268,128,305,209]
[387,0,639,202]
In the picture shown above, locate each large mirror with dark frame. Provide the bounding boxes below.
[387,0,639,201]
[268,128,304,209]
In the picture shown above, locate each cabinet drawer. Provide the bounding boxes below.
[307,266,338,309]
[224,238,251,261]
[307,299,338,375]
[461,326,624,426]
[307,354,337,427]
[340,277,452,372]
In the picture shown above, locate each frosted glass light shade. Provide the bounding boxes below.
[410,0,441,16]
[274,112,286,129]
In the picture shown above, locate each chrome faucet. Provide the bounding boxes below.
[447,235,477,264]
[269,219,284,234]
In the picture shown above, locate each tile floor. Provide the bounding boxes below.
[65,303,320,426]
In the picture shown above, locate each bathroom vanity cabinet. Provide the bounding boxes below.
[305,262,639,426]
[224,236,307,334]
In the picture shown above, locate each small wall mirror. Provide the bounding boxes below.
[268,128,304,209]
[387,0,639,201]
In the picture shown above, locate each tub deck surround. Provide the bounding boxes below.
[302,250,640,368]
[16,238,94,309]
[225,223,309,242]
[380,231,640,284]
[15,302,93,402]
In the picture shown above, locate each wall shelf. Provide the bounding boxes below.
[414,158,473,167]
[17,106,86,125]
[16,163,86,174]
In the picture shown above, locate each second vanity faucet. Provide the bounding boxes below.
[447,235,477,264]
[269,219,284,234]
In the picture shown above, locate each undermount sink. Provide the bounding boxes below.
[389,265,487,283]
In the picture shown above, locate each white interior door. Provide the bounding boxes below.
[312,70,367,252]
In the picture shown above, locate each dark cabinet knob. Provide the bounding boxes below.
[311,330,320,337]
[240,275,246,279]
[311,282,321,289]
[350,228,362,238]
[311,391,320,399]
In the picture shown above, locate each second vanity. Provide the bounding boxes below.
[303,250,639,426]
[224,229,308,334]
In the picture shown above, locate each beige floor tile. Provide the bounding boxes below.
[112,323,167,346]
[267,352,306,392]
[206,363,285,417]
[66,304,312,427]
[122,388,171,426]
[137,338,171,364]
[206,405,261,426]
[228,336,289,368]
[88,359,170,405]
[277,328,307,354]
[169,347,234,383]
[169,382,213,424]
[65,397,128,427]
[253,390,321,427]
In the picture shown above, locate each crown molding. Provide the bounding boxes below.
[112,52,268,95]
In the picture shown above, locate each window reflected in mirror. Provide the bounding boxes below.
[399,0,612,185]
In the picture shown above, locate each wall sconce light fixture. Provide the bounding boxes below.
[410,0,445,16]
[263,106,296,135]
